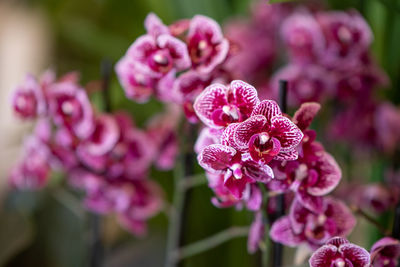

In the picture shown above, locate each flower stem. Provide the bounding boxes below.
[392,202,400,239]
[171,226,250,261]
[268,80,288,267]
[165,122,196,267]
[89,59,112,267]
[352,206,390,236]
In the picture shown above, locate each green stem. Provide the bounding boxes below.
[171,226,250,261]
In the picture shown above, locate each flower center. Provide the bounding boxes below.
[189,34,213,64]
[150,50,172,73]
[248,133,281,163]
[337,26,352,44]
[62,100,74,115]
[333,258,345,267]
[211,105,241,127]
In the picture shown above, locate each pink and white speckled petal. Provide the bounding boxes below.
[270,216,303,247]
[251,100,282,122]
[198,144,236,172]
[270,116,303,151]
[157,34,191,70]
[193,83,228,128]
[144,13,169,37]
[230,80,260,117]
[293,102,321,131]
[233,115,267,151]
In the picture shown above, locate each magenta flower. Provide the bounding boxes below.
[144,13,170,38]
[270,198,356,249]
[9,137,51,190]
[115,56,156,103]
[47,81,94,139]
[126,30,190,78]
[198,144,273,198]
[375,102,400,154]
[146,107,180,170]
[194,127,222,154]
[316,10,372,67]
[281,12,325,64]
[309,237,370,267]
[206,172,262,211]
[248,212,265,253]
[371,237,400,267]
[175,70,212,103]
[12,74,45,119]
[187,15,229,74]
[271,64,332,106]
[79,113,154,179]
[117,180,164,236]
[224,100,303,164]
[76,114,120,171]
[194,80,260,128]
[223,19,276,81]
[268,103,341,211]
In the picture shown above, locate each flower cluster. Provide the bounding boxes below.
[192,79,355,254]
[195,80,303,201]
[224,4,399,155]
[116,13,234,122]
[9,71,178,235]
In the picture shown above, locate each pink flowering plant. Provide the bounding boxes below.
[7,1,400,267]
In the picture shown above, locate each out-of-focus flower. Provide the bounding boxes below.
[247,212,265,253]
[187,15,229,74]
[72,168,163,236]
[271,64,332,106]
[194,80,260,128]
[316,10,372,68]
[206,172,262,211]
[126,21,190,77]
[9,136,51,190]
[47,81,94,139]
[309,237,370,267]
[370,237,400,267]
[270,198,355,250]
[374,102,400,154]
[115,57,156,103]
[146,105,180,170]
[76,114,120,172]
[198,144,273,198]
[12,74,45,119]
[194,127,222,154]
[268,103,341,212]
[225,100,303,163]
[117,179,164,236]
[281,12,325,64]
[223,19,276,82]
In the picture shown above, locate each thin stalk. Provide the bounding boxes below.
[268,80,288,267]
[171,226,249,261]
[89,59,112,267]
[393,201,400,239]
[165,123,196,267]
[352,206,390,236]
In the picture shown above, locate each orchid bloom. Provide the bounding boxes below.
[370,237,400,267]
[187,15,229,74]
[12,74,46,119]
[47,81,94,139]
[270,198,356,250]
[194,80,260,128]
[224,100,303,164]
[198,144,273,198]
[309,237,370,267]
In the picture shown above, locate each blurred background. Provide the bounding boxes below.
[0,0,399,266]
